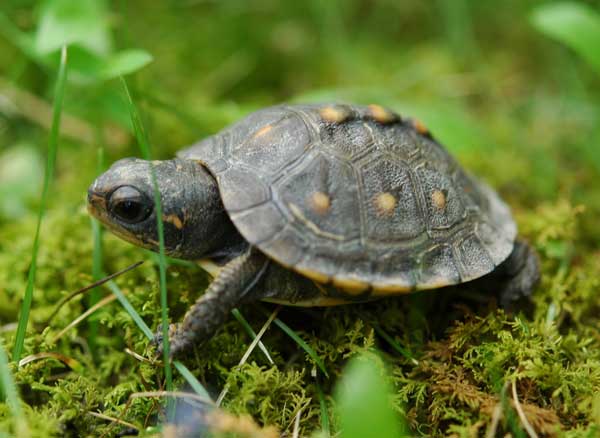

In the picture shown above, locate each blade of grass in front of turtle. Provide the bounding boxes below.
[315,373,330,437]
[258,307,328,377]
[89,147,105,360]
[12,45,68,362]
[373,324,419,365]
[273,318,329,378]
[231,308,273,365]
[274,317,328,377]
[0,342,29,436]
[103,281,211,399]
[173,361,212,400]
[121,76,174,415]
[105,280,154,340]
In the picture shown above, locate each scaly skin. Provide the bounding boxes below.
[495,240,540,308]
[155,247,269,358]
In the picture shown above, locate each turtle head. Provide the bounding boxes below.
[87,157,231,259]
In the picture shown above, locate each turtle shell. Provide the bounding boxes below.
[178,104,516,295]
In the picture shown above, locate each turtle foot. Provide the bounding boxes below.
[152,323,181,360]
[495,240,540,310]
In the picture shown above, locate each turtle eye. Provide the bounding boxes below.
[108,186,153,224]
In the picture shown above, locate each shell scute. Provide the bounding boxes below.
[360,158,424,242]
[181,104,517,293]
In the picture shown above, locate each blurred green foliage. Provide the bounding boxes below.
[334,353,408,438]
[0,0,600,436]
[532,2,600,74]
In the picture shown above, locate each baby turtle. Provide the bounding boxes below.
[88,103,539,357]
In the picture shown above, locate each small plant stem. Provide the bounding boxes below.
[13,45,68,362]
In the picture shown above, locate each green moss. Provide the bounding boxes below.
[2,1,600,436]
[2,166,599,437]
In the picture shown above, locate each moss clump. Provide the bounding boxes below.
[2,1,600,436]
[1,165,599,437]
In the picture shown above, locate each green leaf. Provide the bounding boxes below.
[531,2,600,73]
[99,50,153,79]
[35,0,112,56]
[334,354,408,438]
[12,45,68,363]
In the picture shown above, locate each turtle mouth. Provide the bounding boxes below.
[87,190,106,214]
[87,189,107,220]
[87,189,156,249]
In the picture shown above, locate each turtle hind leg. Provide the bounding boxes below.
[492,239,540,309]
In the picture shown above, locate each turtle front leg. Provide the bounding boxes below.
[493,239,540,308]
[155,247,270,359]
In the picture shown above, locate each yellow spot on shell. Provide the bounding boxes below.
[254,124,273,138]
[163,214,184,229]
[332,277,370,295]
[412,118,429,135]
[374,192,397,215]
[431,190,447,210]
[416,278,454,290]
[367,104,396,124]
[296,267,330,284]
[310,191,331,215]
[372,282,413,295]
[319,106,349,123]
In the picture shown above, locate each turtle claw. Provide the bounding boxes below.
[152,323,179,360]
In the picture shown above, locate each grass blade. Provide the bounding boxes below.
[173,361,211,400]
[216,307,280,406]
[105,280,154,340]
[258,307,328,377]
[121,76,173,413]
[52,294,118,343]
[315,374,330,437]
[45,261,143,325]
[0,343,29,436]
[373,324,418,365]
[12,45,68,362]
[102,274,212,400]
[231,308,273,365]
[272,317,328,377]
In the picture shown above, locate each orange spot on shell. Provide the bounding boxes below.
[253,124,273,138]
[296,267,330,284]
[374,192,397,215]
[372,282,413,295]
[431,190,447,210]
[367,104,397,124]
[412,118,429,135]
[310,191,331,215]
[332,277,370,295]
[319,106,349,123]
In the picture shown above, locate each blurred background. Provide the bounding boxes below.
[1,0,599,218]
[1,0,600,436]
